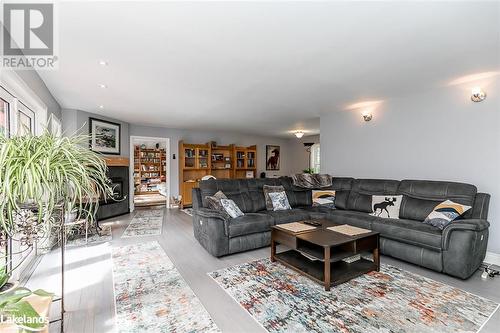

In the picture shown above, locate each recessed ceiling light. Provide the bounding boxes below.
[98,60,108,66]
[99,84,107,88]
[99,105,104,109]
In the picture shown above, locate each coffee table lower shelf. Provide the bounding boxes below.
[274,250,377,289]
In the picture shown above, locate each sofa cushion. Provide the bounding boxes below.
[279,177,312,207]
[326,210,376,230]
[246,178,281,212]
[398,180,477,220]
[262,209,310,225]
[228,213,274,237]
[199,179,256,213]
[347,179,400,213]
[371,217,443,250]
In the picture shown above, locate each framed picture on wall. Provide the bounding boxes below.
[266,145,280,170]
[89,117,121,155]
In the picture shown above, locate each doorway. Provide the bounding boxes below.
[129,136,170,211]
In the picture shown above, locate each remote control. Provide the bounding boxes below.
[303,220,321,227]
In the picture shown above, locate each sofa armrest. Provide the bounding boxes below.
[442,219,490,250]
[192,208,230,256]
[192,188,203,209]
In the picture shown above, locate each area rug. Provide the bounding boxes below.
[208,259,498,333]
[121,209,163,238]
[112,241,219,332]
[67,224,112,247]
[181,208,193,216]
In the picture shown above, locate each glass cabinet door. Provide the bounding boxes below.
[184,148,195,168]
[246,151,255,168]
[198,148,209,168]
[236,150,245,168]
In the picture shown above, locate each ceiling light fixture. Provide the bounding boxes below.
[99,60,108,66]
[98,84,107,89]
[294,131,305,138]
[471,87,486,102]
[99,105,104,109]
[362,111,373,122]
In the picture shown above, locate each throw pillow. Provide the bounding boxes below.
[312,190,336,208]
[370,195,403,219]
[268,191,292,211]
[263,185,286,210]
[423,200,472,230]
[220,199,244,218]
[205,191,230,219]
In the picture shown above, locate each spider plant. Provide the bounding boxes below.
[0,128,113,238]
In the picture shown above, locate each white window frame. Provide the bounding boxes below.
[310,143,320,173]
[0,70,49,280]
[0,86,15,137]
[0,70,48,136]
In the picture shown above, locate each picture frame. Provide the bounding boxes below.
[266,145,280,170]
[89,117,121,155]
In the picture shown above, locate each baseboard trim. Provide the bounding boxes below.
[484,251,500,266]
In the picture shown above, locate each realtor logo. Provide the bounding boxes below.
[1,2,58,69]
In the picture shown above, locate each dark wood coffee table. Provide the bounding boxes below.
[271,219,380,291]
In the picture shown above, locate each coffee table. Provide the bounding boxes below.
[271,219,380,291]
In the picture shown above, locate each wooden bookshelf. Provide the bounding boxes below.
[233,145,257,179]
[179,141,257,207]
[134,146,167,195]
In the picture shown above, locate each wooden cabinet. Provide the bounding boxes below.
[179,141,257,207]
[233,145,257,179]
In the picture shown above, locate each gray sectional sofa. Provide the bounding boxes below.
[191,177,490,279]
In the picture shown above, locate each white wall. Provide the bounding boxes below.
[130,124,293,197]
[287,134,320,174]
[321,78,500,253]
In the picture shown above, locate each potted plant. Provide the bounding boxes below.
[0,124,113,330]
[0,127,113,241]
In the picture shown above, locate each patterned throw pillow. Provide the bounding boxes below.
[423,200,471,230]
[312,190,336,208]
[205,191,230,219]
[220,199,245,218]
[263,185,286,210]
[268,191,292,211]
[370,195,403,219]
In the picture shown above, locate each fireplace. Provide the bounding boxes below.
[97,164,130,221]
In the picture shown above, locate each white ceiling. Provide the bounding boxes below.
[38,1,500,137]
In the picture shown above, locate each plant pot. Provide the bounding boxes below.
[0,280,19,294]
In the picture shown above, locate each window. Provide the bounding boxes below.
[17,103,36,135]
[310,143,320,173]
[0,98,8,136]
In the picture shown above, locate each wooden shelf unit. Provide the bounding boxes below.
[179,141,257,207]
[233,145,257,179]
[134,146,167,195]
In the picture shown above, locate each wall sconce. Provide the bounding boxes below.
[362,111,373,122]
[471,87,486,102]
[294,131,305,138]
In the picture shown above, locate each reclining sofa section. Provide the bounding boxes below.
[191,177,490,279]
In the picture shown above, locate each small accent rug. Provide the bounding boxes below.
[67,225,112,247]
[121,209,163,238]
[112,241,219,332]
[208,259,498,333]
[181,208,193,216]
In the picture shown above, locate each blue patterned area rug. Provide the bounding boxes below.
[112,241,219,332]
[121,209,163,238]
[208,259,499,333]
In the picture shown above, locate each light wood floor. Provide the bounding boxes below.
[26,208,500,333]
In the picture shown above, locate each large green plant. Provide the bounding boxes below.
[0,129,113,237]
